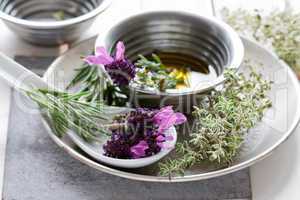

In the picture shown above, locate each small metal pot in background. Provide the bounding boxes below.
[95,11,244,113]
[0,0,112,45]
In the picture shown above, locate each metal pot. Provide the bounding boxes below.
[0,0,112,45]
[95,11,244,113]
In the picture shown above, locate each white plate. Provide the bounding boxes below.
[42,36,300,182]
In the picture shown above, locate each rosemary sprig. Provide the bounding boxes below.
[159,66,272,176]
[68,62,128,106]
[27,89,114,141]
[67,63,105,102]
[222,8,300,73]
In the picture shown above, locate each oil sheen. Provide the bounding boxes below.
[154,52,218,93]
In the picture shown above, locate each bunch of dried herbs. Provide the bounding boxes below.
[221,8,300,75]
[159,66,272,176]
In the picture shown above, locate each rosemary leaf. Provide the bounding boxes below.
[67,63,105,102]
[27,89,113,141]
[68,62,128,106]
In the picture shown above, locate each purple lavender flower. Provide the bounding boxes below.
[130,140,149,158]
[127,108,157,133]
[103,131,132,158]
[103,107,187,159]
[85,41,136,87]
[155,134,174,149]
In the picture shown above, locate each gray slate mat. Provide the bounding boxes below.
[2,56,252,200]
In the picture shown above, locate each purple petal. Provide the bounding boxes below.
[95,47,114,62]
[162,144,175,150]
[157,114,177,134]
[158,106,173,114]
[157,142,174,150]
[115,41,125,61]
[157,142,164,148]
[156,134,174,149]
[165,135,174,141]
[84,55,100,65]
[85,47,113,65]
[130,140,149,158]
[156,135,165,142]
[153,106,174,125]
[174,113,187,125]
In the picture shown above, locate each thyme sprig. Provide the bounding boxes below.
[222,8,300,73]
[27,89,115,141]
[159,67,272,176]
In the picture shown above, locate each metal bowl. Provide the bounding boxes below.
[95,11,244,112]
[0,0,112,45]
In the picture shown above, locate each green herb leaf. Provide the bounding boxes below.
[159,65,272,176]
[27,89,113,141]
[222,8,300,73]
[134,54,181,91]
[52,10,65,21]
[68,61,129,106]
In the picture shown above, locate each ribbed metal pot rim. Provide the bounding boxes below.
[95,11,245,96]
[0,0,112,29]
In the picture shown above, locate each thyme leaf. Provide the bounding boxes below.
[159,66,272,176]
[222,8,300,74]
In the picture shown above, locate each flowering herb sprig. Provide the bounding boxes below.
[85,41,136,87]
[159,66,272,176]
[68,43,191,106]
[67,41,135,106]
[221,8,300,76]
[27,78,187,159]
[104,106,187,159]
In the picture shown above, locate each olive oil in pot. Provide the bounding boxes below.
[154,52,218,92]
